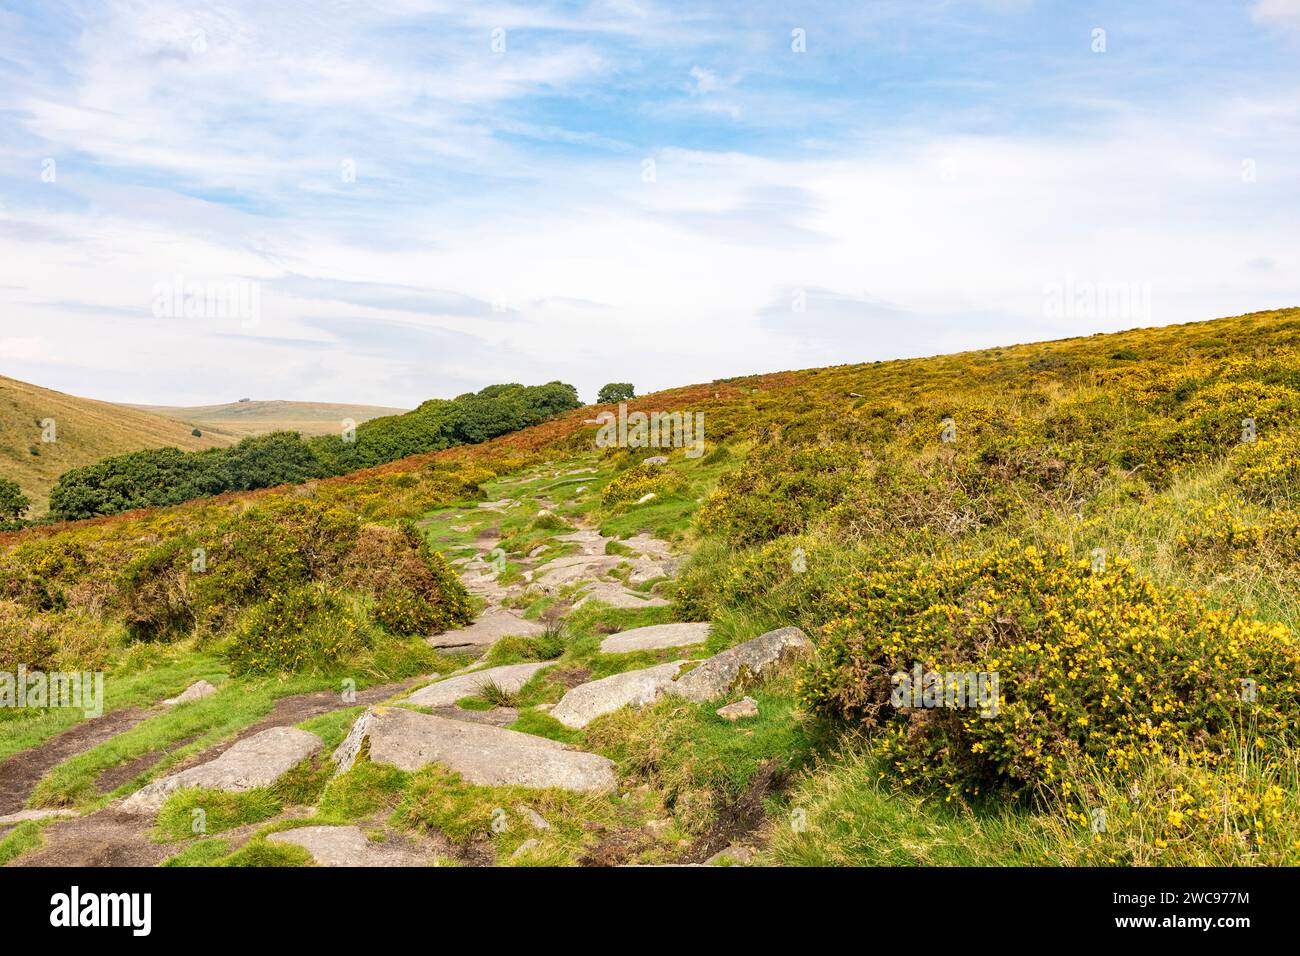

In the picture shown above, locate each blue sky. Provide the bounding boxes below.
[0,0,1297,407]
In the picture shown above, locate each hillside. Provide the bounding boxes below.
[4,306,1300,869]
[131,400,408,438]
[0,375,236,516]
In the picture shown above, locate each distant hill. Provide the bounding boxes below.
[0,374,237,516]
[130,400,408,438]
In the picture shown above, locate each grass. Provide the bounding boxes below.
[27,674,336,811]
[0,647,227,763]
[583,673,830,834]
[0,820,45,866]
[761,746,1060,866]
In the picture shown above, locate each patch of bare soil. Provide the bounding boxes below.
[94,734,200,796]
[578,822,656,867]
[14,809,174,868]
[546,666,592,690]
[684,758,786,863]
[0,708,149,816]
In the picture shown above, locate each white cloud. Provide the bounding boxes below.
[0,1,1296,408]
[1252,0,1300,31]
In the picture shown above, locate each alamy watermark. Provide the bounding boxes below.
[1043,276,1151,323]
[2,667,104,717]
[151,275,261,328]
[595,402,705,458]
[891,663,1000,718]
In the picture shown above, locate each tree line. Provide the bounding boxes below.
[47,381,582,520]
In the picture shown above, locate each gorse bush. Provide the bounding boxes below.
[1230,431,1300,505]
[189,498,362,635]
[118,537,196,641]
[341,523,473,635]
[798,544,1300,800]
[0,599,58,670]
[600,464,687,506]
[697,442,861,546]
[1127,380,1300,484]
[226,584,372,675]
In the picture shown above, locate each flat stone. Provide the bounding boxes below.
[529,554,622,589]
[635,493,657,504]
[511,838,540,859]
[622,533,677,560]
[268,826,427,867]
[573,581,670,610]
[427,609,545,649]
[666,626,813,703]
[366,707,617,793]
[628,561,669,585]
[405,662,552,708]
[122,727,323,813]
[706,845,755,865]
[550,661,689,728]
[162,679,218,707]
[643,456,668,465]
[517,804,551,831]
[429,705,519,727]
[716,696,759,721]
[600,622,711,654]
[0,808,78,825]
[553,529,609,556]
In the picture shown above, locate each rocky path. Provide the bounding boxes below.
[4,462,801,867]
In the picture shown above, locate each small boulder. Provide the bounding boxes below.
[516,804,551,831]
[550,661,688,729]
[715,696,759,721]
[427,609,544,650]
[268,826,427,867]
[511,838,541,859]
[162,679,217,707]
[643,456,668,465]
[122,727,323,814]
[706,845,755,866]
[366,708,617,793]
[666,626,813,703]
[405,661,551,708]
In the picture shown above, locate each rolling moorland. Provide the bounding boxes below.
[130,400,407,439]
[2,306,1300,867]
[0,375,238,516]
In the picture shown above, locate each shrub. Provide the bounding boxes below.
[0,478,29,524]
[697,443,861,546]
[799,544,1300,800]
[600,464,686,506]
[227,585,372,675]
[1230,431,1300,505]
[1177,502,1300,573]
[0,599,59,670]
[1132,380,1300,483]
[342,523,473,635]
[0,536,94,612]
[118,537,195,642]
[597,382,635,404]
[190,499,361,634]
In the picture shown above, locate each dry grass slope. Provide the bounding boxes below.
[131,399,408,438]
[0,375,237,516]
